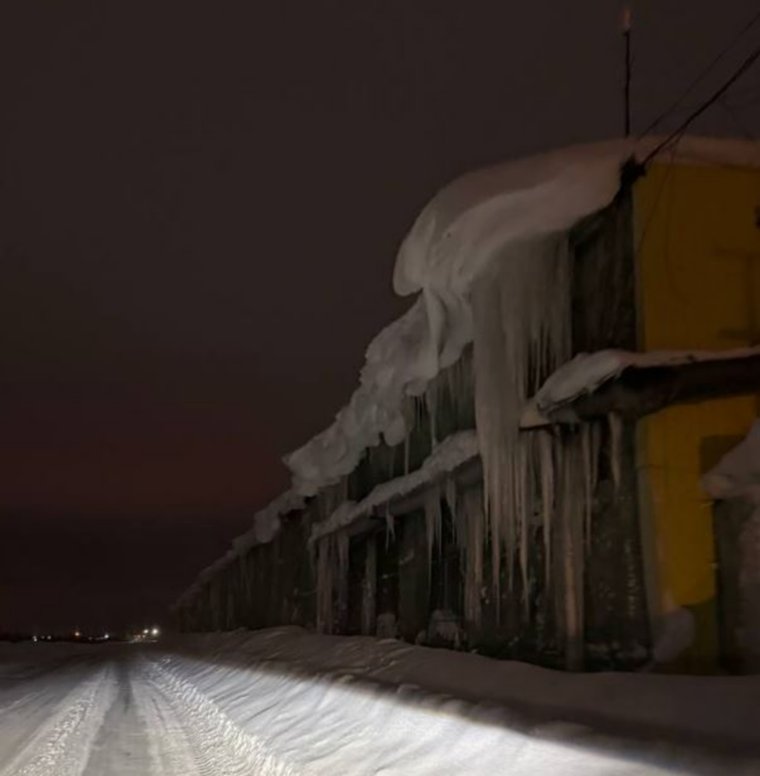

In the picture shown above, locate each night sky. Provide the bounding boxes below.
[1,2,758,633]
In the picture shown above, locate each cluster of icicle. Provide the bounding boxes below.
[310,429,479,544]
[423,481,485,630]
[472,235,569,606]
[310,234,613,642]
[469,234,604,657]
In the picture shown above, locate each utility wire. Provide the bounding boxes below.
[640,8,760,138]
[641,43,760,167]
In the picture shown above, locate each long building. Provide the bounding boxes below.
[174,136,760,673]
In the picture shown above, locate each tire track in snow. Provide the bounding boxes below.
[129,662,201,776]
[139,656,298,776]
[0,663,116,776]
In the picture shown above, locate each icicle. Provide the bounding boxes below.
[444,476,457,532]
[457,486,484,630]
[518,438,533,612]
[587,423,602,554]
[581,423,602,555]
[608,412,623,490]
[384,503,395,543]
[425,485,443,570]
[558,434,585,670]
[472,234,572,621]
[426,382,439,448]
[538,429,555,588]
[362,539,377,635]
[336,530,349,630]
[316,537,333,634]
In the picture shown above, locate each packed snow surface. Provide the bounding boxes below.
[2,629,760,775]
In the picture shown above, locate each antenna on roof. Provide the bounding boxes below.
[622,5,632,136]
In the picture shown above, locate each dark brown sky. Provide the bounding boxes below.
[1,1,758,632]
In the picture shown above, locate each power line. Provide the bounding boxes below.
[641,43,760,167]
[640,8,760,137]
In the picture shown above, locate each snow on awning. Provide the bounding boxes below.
[522,346,760,427]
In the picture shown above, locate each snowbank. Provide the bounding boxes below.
[4,631,760,773]
[161,627,760,774]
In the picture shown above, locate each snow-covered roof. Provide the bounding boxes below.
[177,136,759,606]
[231,489,305,553]
[522,345,760,426]
[310,429,479,543]
[285,136,760,498]
[173,489,306,609]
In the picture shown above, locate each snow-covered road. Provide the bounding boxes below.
[0,649,284,775]
[1,631,759,775]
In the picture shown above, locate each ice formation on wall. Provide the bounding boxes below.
[471,234,572,610]
[311,430,478,634]
[179,136,760,622]
[287,136,760,502]
[310,430,479,544]
[455,486,485,629]
[315,531,349,634]
[286,141,632,499]
[361,541,377,635]
[424,484,443,576]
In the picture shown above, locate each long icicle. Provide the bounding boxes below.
[472,234,572,624]
[538,429,555,589]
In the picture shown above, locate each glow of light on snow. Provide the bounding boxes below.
[2,631,760,774]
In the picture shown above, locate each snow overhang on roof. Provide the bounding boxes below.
[285,136,760,498]
[310,429,479,544]
[175,137,759,605]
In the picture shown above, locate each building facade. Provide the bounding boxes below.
[175,137,760,673]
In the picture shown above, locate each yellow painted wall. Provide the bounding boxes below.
[635,160,760,663]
